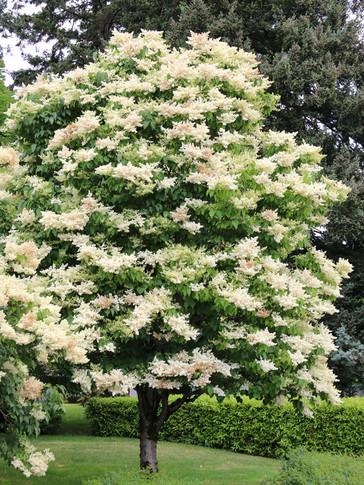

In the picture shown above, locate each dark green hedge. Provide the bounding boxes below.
[85,397,364,458]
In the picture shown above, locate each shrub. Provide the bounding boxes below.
[263,448,364,485]
[85,397,364,458]
[342,396,364,409]
[85,397,139,438]
[0,385,65,435]
[39,387,66,434]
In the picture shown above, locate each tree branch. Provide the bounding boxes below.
[166,389,203,418]
[156,390,169,431]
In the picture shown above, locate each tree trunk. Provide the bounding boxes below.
[137,386,162,473]
[136,385,203,473]
[139,425,158,473]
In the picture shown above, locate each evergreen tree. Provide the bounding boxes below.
[1,0,363,392]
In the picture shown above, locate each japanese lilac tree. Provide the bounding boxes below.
[0,31,353,472]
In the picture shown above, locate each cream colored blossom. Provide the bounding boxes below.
[261,209,279,222]
[15,209,36,225]
[48,112,100,149]
[4,239,46,275]
[0,147,20,167]
[247,328,276,347]
[29,408,47,421]
[19,377,44,400]
[165,314,199,341]
[40,209,89,231]
[256,357,278,373]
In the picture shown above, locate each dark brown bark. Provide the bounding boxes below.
[139,427,158,473]
[136,385,203,473]
[137,386,161,472]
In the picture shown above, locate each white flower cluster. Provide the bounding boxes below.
[121,287,198,340]
[72,368,138,395]
[148,349,231,388]
[43,264,96,299]
[48,111,100,149]
[12,447,55,478]
[0,270,90,365]
[40,209,89,231]
[211,272,263,312]
[70,235,137,273]
[171,204,203,234]
[165,314,199,341]
[256,357,278,373]
[3,235,51,275]
[0,147,19,168]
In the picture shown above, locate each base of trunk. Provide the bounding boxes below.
[140,434,158,473]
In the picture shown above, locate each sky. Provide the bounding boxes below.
[0,1,48,86]
[1,39,40,86]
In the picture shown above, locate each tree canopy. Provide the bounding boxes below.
[1,0,363,393]
[0,31,353,473]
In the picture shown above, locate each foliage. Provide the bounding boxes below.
[342,396,364,408]
[85,397,139,438]
[85,397,364,457]
[38,388,66,434]
[3,0,362,394]
[0,248,90,477]
[263,448,364,485]
[0,58,12,141]
[321,250,364,395]
[0,31,353,473]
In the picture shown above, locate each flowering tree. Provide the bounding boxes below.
[0,31,353,473]
[0,256,89,476]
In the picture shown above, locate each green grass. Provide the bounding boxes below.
[0,404,280,485]
[57,403,92,435]
[0,436,279,485]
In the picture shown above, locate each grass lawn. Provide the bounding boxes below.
[0,405,280,485]
[56,404,92,435]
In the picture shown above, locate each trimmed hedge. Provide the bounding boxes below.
[85,396,364,458]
